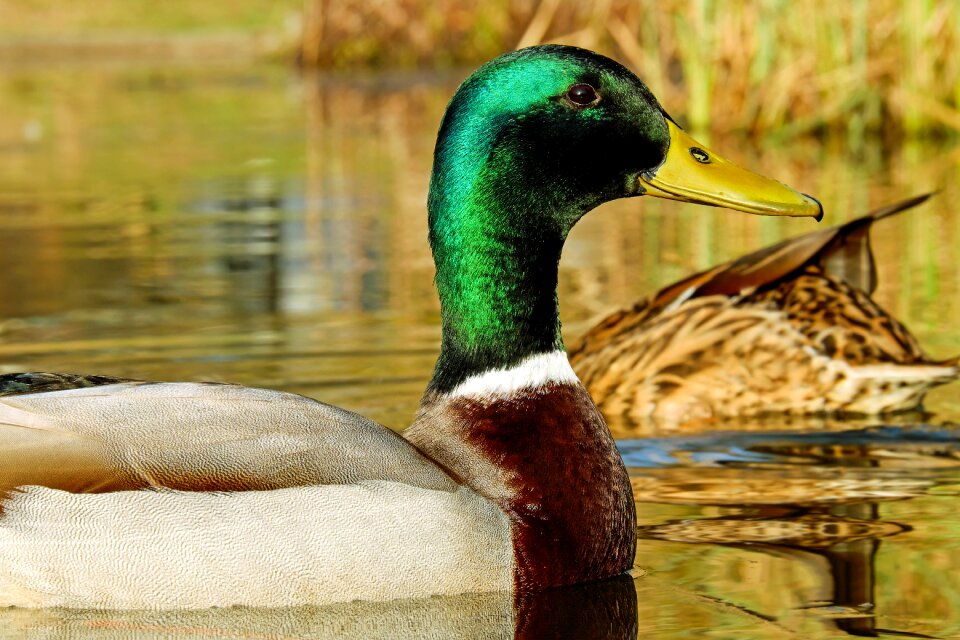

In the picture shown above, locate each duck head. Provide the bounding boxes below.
[430,45,822,240]
[427,45,821,393]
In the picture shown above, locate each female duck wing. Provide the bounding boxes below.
[570,192,936,357]
[570,194,957,423]
[0,380,456,493]
[649,192,934,308]
[814,193,934,294]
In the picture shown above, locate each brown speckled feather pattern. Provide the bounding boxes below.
[569,194,959,423]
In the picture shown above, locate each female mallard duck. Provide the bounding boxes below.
[0,45,820,609]
[570,194,959,425]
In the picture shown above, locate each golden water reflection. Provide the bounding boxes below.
[1,63,959,637]
[626,427,960,637]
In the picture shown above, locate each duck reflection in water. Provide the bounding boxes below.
[0,574,639,639]
[632,431,952,638]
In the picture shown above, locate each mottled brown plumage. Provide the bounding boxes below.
[570,194,958,425]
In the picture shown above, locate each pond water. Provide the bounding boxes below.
[0,62,958,638]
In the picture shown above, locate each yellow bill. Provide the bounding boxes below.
[640,120,823,220]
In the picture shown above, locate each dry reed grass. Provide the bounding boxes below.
[300,0,960,136]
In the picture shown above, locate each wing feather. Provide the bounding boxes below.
[0,382,454,494]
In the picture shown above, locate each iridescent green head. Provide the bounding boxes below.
[430,45,671,241]
[427,45,820,392]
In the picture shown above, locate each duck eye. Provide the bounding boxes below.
[566,83,599,106]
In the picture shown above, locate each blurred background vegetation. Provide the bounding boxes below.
[1,0,959,138]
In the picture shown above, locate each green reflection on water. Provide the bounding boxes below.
[0,62,959,637]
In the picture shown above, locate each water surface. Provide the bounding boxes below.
[0,62,959,638]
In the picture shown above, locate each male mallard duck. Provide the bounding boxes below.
[570,194,959,425]
[0,45,820,609]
